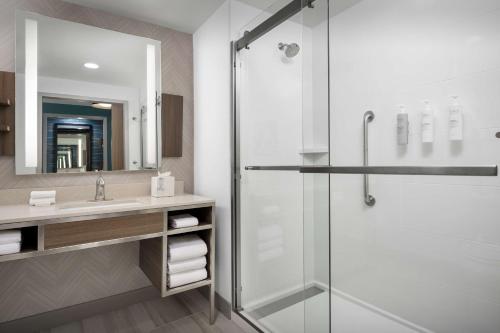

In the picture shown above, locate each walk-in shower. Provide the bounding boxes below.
[232,0,500,332]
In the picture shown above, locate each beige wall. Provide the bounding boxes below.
[0,0,193,322]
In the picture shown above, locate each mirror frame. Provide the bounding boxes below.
[14,11,163,175]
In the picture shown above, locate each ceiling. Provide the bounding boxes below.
[62,0,226,33]
[61,0,361,34]
[61,0,299,33]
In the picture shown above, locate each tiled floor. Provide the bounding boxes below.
[39,290,247,333]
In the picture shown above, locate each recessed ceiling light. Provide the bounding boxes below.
[84,62,99,69]
[92,102,112,109]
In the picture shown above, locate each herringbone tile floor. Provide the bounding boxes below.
[39,290,246,333]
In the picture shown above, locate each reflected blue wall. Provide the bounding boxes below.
[43,103,112,172]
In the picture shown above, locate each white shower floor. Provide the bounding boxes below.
[246,290,424,333]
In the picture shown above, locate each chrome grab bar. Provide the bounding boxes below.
[363,111,376,206]
[244,165,498,176]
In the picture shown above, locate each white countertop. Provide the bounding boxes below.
[0,195,215,226]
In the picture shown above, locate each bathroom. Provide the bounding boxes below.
[0,0,499,332]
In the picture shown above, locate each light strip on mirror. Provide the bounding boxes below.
[77,138,82,168]
[146,43,157,166]
[25,18,38,168]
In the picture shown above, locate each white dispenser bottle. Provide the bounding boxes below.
[421,101,434,143]
[449,96,463,141]
[397,105,409,145]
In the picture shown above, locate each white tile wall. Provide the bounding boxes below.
[330,1,500,332]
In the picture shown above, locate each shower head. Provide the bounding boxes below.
[278,42,300,58]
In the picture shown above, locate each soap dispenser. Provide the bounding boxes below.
[421,100,434,143]
[397,105,409,145]
[449,96,463,141]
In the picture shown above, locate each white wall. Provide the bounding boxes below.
[193,1,232,302]
[330,1,500,332]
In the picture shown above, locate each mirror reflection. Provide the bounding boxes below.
[42,97,125,173]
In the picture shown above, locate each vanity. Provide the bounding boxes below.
[0,8,217,327]
[0,195,216,323]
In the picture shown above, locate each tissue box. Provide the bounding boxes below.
[151,175,175,197]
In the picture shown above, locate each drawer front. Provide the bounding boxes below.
[44,212,164,249]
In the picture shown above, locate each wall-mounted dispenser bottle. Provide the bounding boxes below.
[449,96,463,141]
[421,100,434,143]
[397,105,409,145]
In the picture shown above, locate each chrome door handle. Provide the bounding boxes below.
[244,165,498,176]
[299,165,498,176]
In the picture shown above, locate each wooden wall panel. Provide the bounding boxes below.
[162,94,183,157]
[111,103,124,170]
[0,71,15,156]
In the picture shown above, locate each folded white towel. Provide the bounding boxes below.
[0,242,21,256]
[29,197,56,207]
[258,246,284,262]
[258,238,283,252]
[168,256,206,274]
[169,214,199,229]
[30,191,56,200]
[0,230,21,245]
[258,224,283,242]
[168,268,207,288]
[168,234,208,263]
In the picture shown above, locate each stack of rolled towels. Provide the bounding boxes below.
[167,234,208,288]
[29,191,56,207]
[0,230,21,255]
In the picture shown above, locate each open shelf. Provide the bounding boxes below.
[298,146,329,154]
[167,223,212,235]
[0,226,38,262]
[164,279,212,297]
[166,205,213,235]
[164,228,213,298]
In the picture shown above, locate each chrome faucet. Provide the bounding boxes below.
[95,171,106,201]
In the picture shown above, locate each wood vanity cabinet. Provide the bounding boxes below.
[0,71,15,156]
[0,200,216,324]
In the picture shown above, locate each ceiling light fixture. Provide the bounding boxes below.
[84,62,99,69]
[92,102,112,109]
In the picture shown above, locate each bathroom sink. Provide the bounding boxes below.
[58,199,142,211]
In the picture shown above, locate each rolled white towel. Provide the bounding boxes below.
[29,197,56,207]
[168,234,208,263]
[169,214,199,229]
[0,243,21,256]
[168,268,207,288]
[168,256,206,274]
[30,191,56,200]
[0,230,21,245]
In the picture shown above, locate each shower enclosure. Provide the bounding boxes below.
[232,0,500,332]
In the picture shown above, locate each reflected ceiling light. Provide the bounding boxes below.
[84,62,99,69]
[92,102,112,109]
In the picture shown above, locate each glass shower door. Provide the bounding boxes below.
[234,0,331,332]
